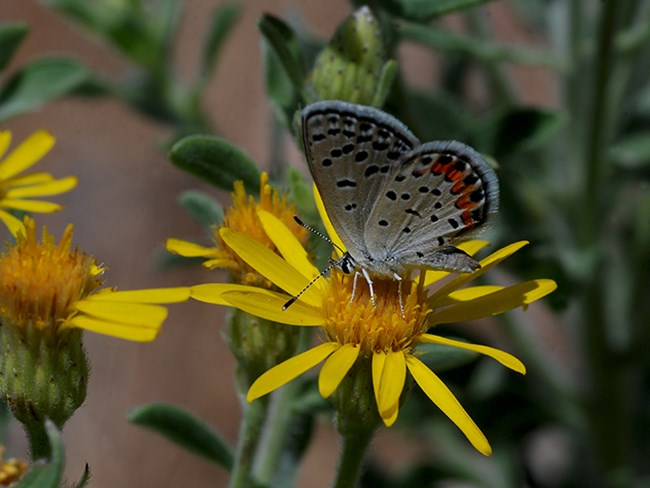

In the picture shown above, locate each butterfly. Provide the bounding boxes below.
[297,100,498,307]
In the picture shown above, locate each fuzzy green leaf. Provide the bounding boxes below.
[384,0,496,21]
[0,23,28,71]
[178,189,224,229]
[258,15,306,99]
[128,403,233,469]
[16,421,64,488]
[0,57,89,122]
[199,3,242,82]
[170,135,261,193]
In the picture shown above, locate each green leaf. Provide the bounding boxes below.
[287,168,316,220]
[16,421,64,488]
[199,3,242,82]
[399,21,566,70]
[70,464,91,488]
[178,189,224,229]
[0,22,28,71]
[170,135,261,193]
[0,57,89,122]
[258,15,307,100]
[611,133,650,169]
[262,35,300,130]
[384,0,496,21]
[128,403,234,469]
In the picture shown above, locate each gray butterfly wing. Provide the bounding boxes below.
[302,101,420,257]
[364,141,498,274]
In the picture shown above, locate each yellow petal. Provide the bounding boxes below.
[372,351,386,407]
[0,131,11,159]
[429,241,529,304]
[87,287,191,303]
[418,334,526,374]
[434,285,505,307]
[247,342,339,401]
[0,209,25,236]
[67,315,160,342]
[222,289,324,326]
[0,130,55,180]
[190,283,252,305]
[319,343,360,398]
[313,185,345,256]
[429,279,557,324]
[258,209,321,283]
[406,355,492,456]
[0,199,61,212]
[5,175,77,198]
[4,171,54,186]
[166,238,219,258]
[75,301,168,327]
[376,350,406,426]
[424,240,491,286]
[220,228,323,307]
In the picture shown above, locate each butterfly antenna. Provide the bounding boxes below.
[283,260,338,310]
[293,216,346,255]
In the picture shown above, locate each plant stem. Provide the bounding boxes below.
[253,327,313,485]
[229,395,269,488]
[332,428,374,488]
[25,422,51,460]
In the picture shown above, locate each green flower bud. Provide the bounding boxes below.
[310,6,392,105]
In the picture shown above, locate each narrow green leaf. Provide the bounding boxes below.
[70,464,91,488]
[399,21,566,70]
[199,3,242,82]
[16,421,64,488]
[258,15,306,99]
[170,135,261,193]
[0,23,28,71]
[611,133,650,169]
[128,403,233,469]
[0,57,89,122]
[384,0,496,21]
[262,37,300,130]
[178,189,224,229]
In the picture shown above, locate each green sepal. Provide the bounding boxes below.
[371,60,397,108]
[415,341,481,373]
[69,464,91,488]
[383,0,496,21]
[198,3,242,84]
[170,135,261,193]
[0,56,90,122]
[128,402,234,470]
[0,22,28,71]
[286,168,317,221]
[15,420,64,487]
[178,190,224,230]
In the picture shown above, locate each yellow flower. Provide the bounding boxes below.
[190,193,556,456]
[167,172,307,288]
[0,217,189,342]
[0,131,77,236]
[0,445,28,485]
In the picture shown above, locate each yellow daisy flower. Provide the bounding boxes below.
[166,172,307,288]
[190,193,556,456]
[0,217,189,342]
[0,445,28,486]
[0,130,77,236]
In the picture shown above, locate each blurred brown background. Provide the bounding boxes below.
[1,1,554,486]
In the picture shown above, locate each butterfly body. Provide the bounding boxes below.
[302,101,498,281]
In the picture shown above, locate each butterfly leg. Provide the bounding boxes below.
[393,273,405,318]
[361,267,376,307]
[350,271,360,304]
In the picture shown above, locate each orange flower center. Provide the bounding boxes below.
[321,270,431,354]
[0,219,102,330]
[215,172,307,287]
